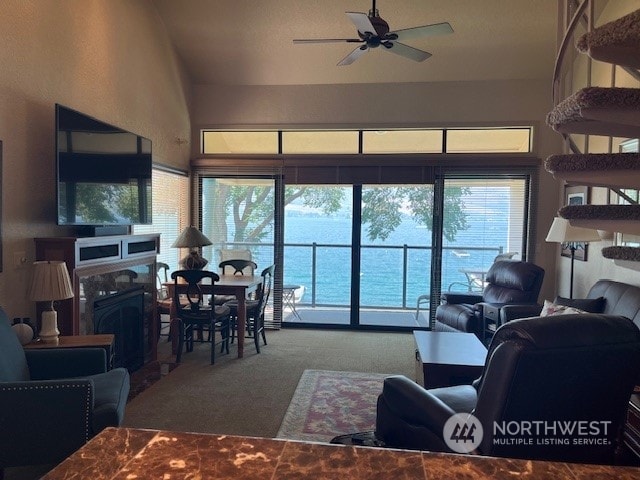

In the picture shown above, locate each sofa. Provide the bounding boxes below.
[500,279,640,327]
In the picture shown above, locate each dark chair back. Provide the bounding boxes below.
[482,260,544,304]
[157,261,169,283]
[255,264,275,319]
[219,259,258,276]
[474,313,640,463]
[171,269,220,313]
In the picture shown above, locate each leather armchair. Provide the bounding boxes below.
[435,260,544,337]
[0,307,130,471]
[376,313,640,464]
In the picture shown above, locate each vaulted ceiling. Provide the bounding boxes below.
[153,0,559,87]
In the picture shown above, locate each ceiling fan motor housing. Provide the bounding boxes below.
[358,13,390,42]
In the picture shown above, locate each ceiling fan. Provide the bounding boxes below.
[293,0,453,66]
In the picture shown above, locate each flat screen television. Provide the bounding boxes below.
[56,104,152,227]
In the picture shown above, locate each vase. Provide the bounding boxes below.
[12,319,34,346]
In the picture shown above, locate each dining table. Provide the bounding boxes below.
[165,274,263,358]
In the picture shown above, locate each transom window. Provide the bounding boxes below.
[201,127,532,155]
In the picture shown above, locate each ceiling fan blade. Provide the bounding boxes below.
[346,12,377,35]
[337,45,369,66]
[390,22,454,42]
[293,38,364,44]
[383,41,432,62]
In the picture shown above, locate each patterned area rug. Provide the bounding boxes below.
[276,369,389,443]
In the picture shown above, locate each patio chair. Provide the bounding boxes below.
[415,294,430,327]
[447,252,518,292]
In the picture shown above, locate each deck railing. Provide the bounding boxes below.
[211,242,503,310]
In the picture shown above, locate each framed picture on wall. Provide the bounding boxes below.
[561,185,589,261]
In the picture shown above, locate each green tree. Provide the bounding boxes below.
[204,182,469,245]
[205,183,343,246]
[361,186,470,242]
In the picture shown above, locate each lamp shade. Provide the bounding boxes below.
[545,217,602,243]
[28,261,74,302]
[171,226,212,249]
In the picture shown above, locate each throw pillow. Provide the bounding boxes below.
[539,299,587,317]
[554,296,605,313]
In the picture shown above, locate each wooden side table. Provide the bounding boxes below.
[482,304,501,344]
[413,331,487,388]
[24,334,115,370]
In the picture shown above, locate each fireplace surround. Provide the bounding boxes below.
[35,234,159,364]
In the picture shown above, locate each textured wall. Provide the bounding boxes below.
[0,0,191,319]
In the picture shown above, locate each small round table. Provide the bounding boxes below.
[282,285,302,321]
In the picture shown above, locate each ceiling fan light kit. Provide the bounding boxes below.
[293,0,453,66]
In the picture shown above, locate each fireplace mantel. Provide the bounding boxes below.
[34,234,160,364]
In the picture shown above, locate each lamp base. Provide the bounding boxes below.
[39,310,60,344]
[181,251,208,270]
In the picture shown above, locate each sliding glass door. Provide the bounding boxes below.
[283,185,353,325]
[359,185,434,328]
[199,177,277,325]
[196,172,532,331]
[437,176,529,318]
[281,184,434,328]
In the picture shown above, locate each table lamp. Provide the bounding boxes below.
[28,260,74,343]
[545,217,601,298]
[171,226,213,270]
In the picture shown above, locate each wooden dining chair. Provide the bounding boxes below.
[156,262,172,341]
[170,270,231,364]
[219,259,257,276]
[214,259,258,305]
[226,264,275,353]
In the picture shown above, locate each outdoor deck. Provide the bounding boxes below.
[282,306,430,328]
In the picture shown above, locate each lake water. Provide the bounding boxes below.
[249,211,510,308]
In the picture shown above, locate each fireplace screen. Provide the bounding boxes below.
[78,264,155,371]
[93,286,145,371]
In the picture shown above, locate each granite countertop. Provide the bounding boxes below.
[42,427,640,479]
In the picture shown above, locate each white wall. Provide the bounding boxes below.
[191,78,564,301]
[0,0,192,319]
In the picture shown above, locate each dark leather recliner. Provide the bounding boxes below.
[0,307,130,471]
[435,260,545,337]
[376,313,640,464]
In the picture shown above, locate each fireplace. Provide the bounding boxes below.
[35,234,160,364]
[93,287,145,372]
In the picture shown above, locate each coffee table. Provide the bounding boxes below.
[413,331,487,388]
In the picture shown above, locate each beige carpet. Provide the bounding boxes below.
[123,329,414,439]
